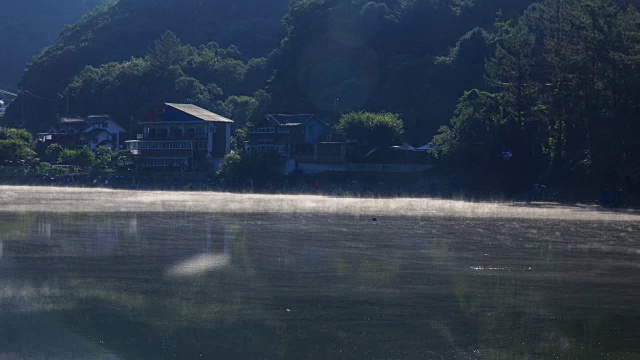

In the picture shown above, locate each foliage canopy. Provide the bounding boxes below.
[337,111,404,150]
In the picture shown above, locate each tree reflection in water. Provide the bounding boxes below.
[0,212,638,358]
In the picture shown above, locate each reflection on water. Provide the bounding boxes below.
[166,254,231,277]
[0,210,639,358]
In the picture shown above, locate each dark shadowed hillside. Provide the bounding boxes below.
[0,0,107,89]
[269,0,538,139]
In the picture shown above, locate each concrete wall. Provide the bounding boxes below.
[296,162,434,174]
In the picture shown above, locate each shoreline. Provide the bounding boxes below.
[1,168,632,206]
[1,185,638,221]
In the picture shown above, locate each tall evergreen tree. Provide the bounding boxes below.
[485,20,543,174]
[486,21,538,127]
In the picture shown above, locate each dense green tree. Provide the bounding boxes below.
[486,20,548,179]
[0,127,35,163]
[57,148,78,166]
[217,152,244,180]
[113,149,138,171]
[58,145,95,168]
[92,146,114,172]
[223,96,259,127]
[0,127,32,143]
[147,31,189,68]
[431,90,502,158]
[76,146,96,168]
[337,111,404,149]
[218,149,284,182]
[486,21,538,131]
[43,143,64,164]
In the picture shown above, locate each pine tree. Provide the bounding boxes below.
[485,20,539,152]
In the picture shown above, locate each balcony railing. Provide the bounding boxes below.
[136,133,207,141]
[127,140,194,151]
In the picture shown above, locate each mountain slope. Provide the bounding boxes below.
[0,0,106,90]
[5,0,288,128]
[269,0,538,138]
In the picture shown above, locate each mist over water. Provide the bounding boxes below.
[0,186,638,358]
[1,186,638,221]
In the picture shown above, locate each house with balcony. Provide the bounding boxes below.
[125,103,233,170]
[246,114,347,163]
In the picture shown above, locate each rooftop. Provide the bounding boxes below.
[266,114,327,126]
[166,103,234,123]
[60,117,87,124]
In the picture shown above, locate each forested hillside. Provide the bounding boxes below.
[4,0,640,195]
[270,0,537,137]
[4,0,288,127]
[6,0,533,131]
[431,0,640,194]
[0,0,107,89]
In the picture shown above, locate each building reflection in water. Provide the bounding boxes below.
[24,213,233,259]
[37,219,51,239]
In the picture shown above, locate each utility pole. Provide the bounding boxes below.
[21,89,24,128]
[66,92,70,116]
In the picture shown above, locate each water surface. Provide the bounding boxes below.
[0,187,638,359]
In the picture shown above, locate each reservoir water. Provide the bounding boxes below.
[0,186,639,359]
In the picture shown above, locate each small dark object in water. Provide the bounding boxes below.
[372,217,377,222]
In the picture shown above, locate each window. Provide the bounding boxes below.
[251,127,276,134]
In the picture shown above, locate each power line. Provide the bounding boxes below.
[0,89,18,97]
[23,90,58,102]
[0,88,58,101]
